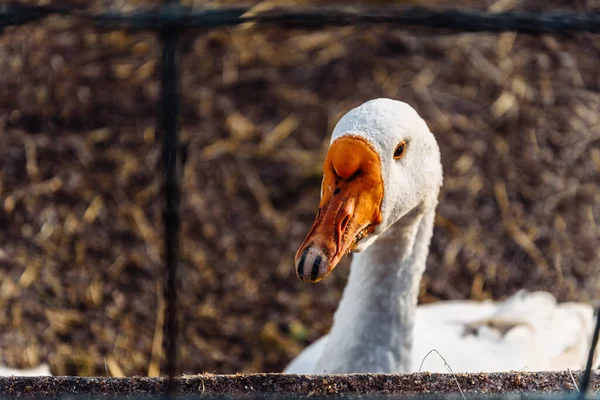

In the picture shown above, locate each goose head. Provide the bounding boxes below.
[295,98,443,282]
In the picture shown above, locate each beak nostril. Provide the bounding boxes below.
[340,214,350,233]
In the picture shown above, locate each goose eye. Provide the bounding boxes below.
[393,141,407,160]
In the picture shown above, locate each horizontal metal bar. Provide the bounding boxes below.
[1,373,598,397]
[3,3,600,34]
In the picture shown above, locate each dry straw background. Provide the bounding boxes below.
[1,0,599,376]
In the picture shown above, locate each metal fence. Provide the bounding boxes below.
[1,1,600,398]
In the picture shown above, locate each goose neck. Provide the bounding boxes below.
[315,203,436,373]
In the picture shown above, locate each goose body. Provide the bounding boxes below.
[287,98,599,374]
[286,291,598,373]
[0,363,51,377]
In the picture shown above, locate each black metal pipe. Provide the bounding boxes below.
[160,2,180,394]
[579,308,600,398]
[6,4,600,34]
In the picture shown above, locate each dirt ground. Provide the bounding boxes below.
[1,0,599,377]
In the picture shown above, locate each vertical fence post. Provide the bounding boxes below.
[579,308,600,398]
[160,0,180,394]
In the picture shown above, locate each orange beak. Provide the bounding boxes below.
[295,136,384,283]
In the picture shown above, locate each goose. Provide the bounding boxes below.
[285,98,599,374]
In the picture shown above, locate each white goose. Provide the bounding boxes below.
[285,98,599,374]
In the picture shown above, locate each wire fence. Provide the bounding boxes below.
[1,1,600,398]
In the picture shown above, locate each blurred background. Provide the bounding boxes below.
[1,0,599,377]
